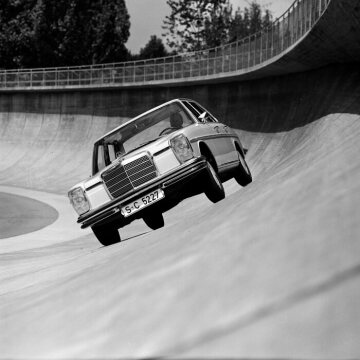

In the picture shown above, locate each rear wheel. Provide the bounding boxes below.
[143,213,165,230]
[234,150,252,186]
[91,224,121,246]
[203,161,225,203]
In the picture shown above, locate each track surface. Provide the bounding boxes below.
[0,192,58,239]
[0,62,360,358]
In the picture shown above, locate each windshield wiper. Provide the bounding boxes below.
[126,138,159,155]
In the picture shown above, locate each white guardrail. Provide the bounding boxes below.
[0,0,330,89]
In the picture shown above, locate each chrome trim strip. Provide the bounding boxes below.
[85,181,102,191]
[153,146,170,156]
[190,133,238,143]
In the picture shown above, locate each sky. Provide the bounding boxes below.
[126,0,295,53]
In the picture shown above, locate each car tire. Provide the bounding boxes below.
[91,224,121,246]
[234,150,252,186]
[204,161,225,203]
[143,213,165,230]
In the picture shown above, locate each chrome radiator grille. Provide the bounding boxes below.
[102,155,157,198]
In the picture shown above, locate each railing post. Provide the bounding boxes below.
[222,47,224,73]
[247,37,250,69]
[240,40,244,69]
[294,0,298,41]
[301,0,304,36]
[172,56,175,80]
[163,58,165,80]
[252,35,255,67]
[306,0,309,32]
[264,30,268,62]
[207,52,209,76]
[235,41,238,71]
[144,61,146,82]
[271,24,274,57]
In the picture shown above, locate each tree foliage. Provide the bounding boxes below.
[138,35,169,60]
[163,0,273,53]
[203,1,233,48]
[0,0,130,69]
[162,0,232,52]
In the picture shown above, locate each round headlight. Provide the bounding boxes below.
[170,134,194,163]
[68,187,90,215]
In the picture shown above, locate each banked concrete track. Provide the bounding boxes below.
[1,0,360,358]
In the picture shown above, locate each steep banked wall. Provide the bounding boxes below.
[0,62,359,193]
[0,0,359,193]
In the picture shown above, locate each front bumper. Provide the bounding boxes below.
[78,156,207,229]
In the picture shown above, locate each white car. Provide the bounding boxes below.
[68,99,252,246]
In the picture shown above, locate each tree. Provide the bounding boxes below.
[162,0,233,53]
[0,0,131,69]
[249,1,262,34]
[228,2,273,43]
[33,0,130,66]
[163,0,273,53]
[88,0,131,64]
[262,9,273,30]
[0,0,39,68]
[228,8,246,43]
[138,35,169,60]
[203,1,233,48]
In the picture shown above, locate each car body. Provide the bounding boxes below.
[68,98,252,245]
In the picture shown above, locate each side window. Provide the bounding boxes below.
[184,101,218,123]
[183,101,200,118]
[97,144,106,171]
[190,101,218,123]
[189,101,205,115]
[108,144,116,162]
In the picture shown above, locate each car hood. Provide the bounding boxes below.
[122,133,173,159]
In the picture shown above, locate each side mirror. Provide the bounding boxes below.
[198,112,207,122]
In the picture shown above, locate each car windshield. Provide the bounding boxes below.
[94,102,195,173]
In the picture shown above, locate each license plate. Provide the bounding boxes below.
[121,189,165,217]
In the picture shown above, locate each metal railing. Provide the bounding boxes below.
[0,0,330,90]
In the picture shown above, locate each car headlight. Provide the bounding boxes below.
[170,134,194,164]
[68,187,90,215]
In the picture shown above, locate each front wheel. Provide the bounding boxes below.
[234,150,252,186]
[91,224,121,246]
[203,161,225,203]
[143,213,165,230]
